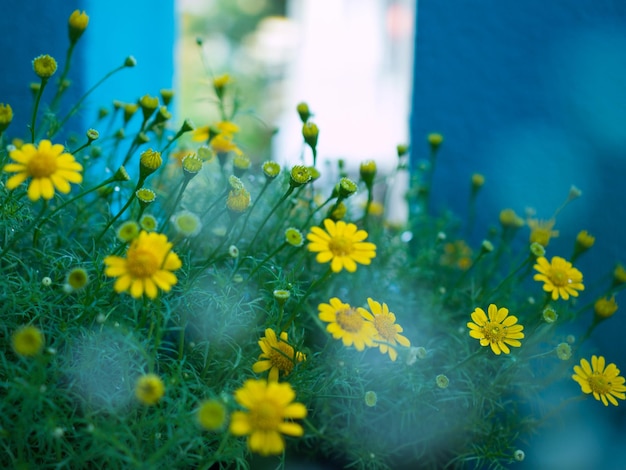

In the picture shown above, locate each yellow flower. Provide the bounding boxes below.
[123,103,139,123]
[359,298,410,361]
[307,219,376,273]
[262,161,281,180]
[499,208,524,228]
[233,153,251,174]
[576,230,595,249]
[302,122,319,149]
[139,149,162,178]
[160,88,175,105]
[427,133,443,148]
[182,154,203,176]
[435,374,450,389]
[533,256,584,301]
[440,240,473,271]
[289,165,311,187]
[191,125,213,143]
[216,121,240,138]
[572,355,626,406]
[32,54,58,78]
[467,304,524,355]
[226,188,251,213]
[197,400,227,431]
[556,342,572,361]
[285,227,304,247]
[213,74,232,92]
[252,329,306,382]
[139,94,159,120]
[613,264,626,285]
[0,103,13,132]
[12,325,45,357]
[594,295,618,319]
[104,231,182,299]
[318,297,377,351]
[471,173,485,189]
[116,220,140,242]
[210,133,239,154]
[135,374,165,406]
[364,391,377,407]
[396,144,409,157]
[171,210,202,237]
[528,218,559,247]
[66,268,89,290]
[229,379,307,456]
[3,140,83,201]
[296,101,311,121]
[139,214,158,232]
[136,188,156,206]
[68,10,89,43]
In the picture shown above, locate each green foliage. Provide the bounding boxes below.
[1,8,624,470]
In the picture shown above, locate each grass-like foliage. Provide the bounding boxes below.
[1,9,625,470]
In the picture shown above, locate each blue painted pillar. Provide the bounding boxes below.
[410,2,626,466]
[0,0,175,140]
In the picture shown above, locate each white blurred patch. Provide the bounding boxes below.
[63,328,146,412]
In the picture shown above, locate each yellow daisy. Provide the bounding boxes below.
[3,140,83,201]
[252,328,306,382]
[135,374,165,406]
[527,218,559,247]
[533,256,584,301]
[467,304,524,355]
[229,379,307,456]
[318,297,377,351]
[359,298,410,361]
[572,355,626,406]
[12,325,45,357]
[307,219,376,273]
[103,231,182,299]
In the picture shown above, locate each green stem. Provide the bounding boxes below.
[244,186,295,257]
[159,178,191,233]
[50,64,127,138]
[96,181,142,242]
[34,176,118,236]
[246,242,288,280]
[0,201,48,260]
[30,78,48,143]
[50,43,76,111]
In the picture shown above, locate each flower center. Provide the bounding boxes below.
[268,343,296,375]
[126,248,159,278]
[27,150,57,178]
[250,402,281,431]
[328,237,353,257]
[482,322,506,343]
[373,315,396,342]
[550,268,569,287]
[336,308,364,333]
[588,373,612,395]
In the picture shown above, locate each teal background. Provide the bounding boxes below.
[410,1,626,467]
[0,0,175,138]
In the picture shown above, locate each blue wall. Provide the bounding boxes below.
[0,0,175,140]
[411,1,626,467]
[0,0,83,138]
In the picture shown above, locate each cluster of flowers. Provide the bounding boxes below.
[3,7,626,468]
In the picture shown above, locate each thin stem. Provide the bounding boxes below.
[244,186,295,257]
[49,43,76,111]
[50,64,127,139]
[159,178,191,233]
[96,181,142,242]
[34,176,118,239]
[0,201,48,260]
[30,78,48,143]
